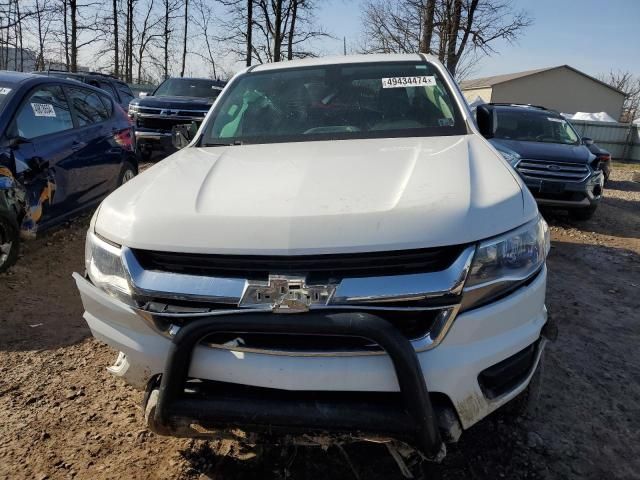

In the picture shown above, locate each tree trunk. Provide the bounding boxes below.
[70,0,77,72]
[245,0,252,66]
[420,0,436,53]
[164,0,169,78]
[63,0,70,70]
[113,0,119,77]
[36,0,44,70]
[445,0,462,75]
[287,0,297,60]
[124,0,129,81]
[273,0,283,62]
[5,0,12,69]
[180,0,188,76]
[15,0,23,71]
[128,0,134,82]
[437,0,450,62]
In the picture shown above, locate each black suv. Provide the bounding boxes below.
[127,77,225,160]
[33,70,135,109]
[477,103,604,220]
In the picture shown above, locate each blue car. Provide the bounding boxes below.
[0,71,137,271]
[477,103,604,220]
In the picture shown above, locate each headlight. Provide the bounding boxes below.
[498,150,520,167]
[128,103,139,115]
[462,215,549,310]
[85,231,134,305]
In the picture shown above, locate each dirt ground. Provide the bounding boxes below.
[1,163,639,480]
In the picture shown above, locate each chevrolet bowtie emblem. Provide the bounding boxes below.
[239,275,336,313]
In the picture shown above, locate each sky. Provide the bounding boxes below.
[315,0,640,80]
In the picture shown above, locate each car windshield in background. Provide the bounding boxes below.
[202,61,465,146]
[0,83,15,112]
[154,78,222,99]
[494,110,580,145]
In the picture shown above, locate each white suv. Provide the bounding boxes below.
[74,54,550,464]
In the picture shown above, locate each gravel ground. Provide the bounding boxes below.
[0,163,639,480]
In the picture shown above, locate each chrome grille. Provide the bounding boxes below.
[517,159,590,182]
[124,245,476,356]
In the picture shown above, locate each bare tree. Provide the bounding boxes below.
[191,0,219,77]
[420,0,436,52]
[160,0,180,78]
[134,0,163,82]
[25,0,55,70]
[61,0,70,68]
[113,0,119,77]
[0,0,29,70]
[245,0,252,66]
[219,0,327,64]
[598,70,640,123]
[179,0,187,76]
[361,0,532,78]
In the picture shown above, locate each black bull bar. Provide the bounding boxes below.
[146,311,446,460]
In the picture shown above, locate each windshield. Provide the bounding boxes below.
[153,78,222,99]
[494,110,580,145]
[0,83,16,112]
[201,61,465,146]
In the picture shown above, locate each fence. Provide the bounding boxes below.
[569,120,640,161]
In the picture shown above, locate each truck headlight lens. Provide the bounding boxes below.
[462,215,549,309]
[85,231,133,304]
[128,103,139,115]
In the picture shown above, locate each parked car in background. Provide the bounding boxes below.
[479,103,604,220]
[75,54,551,471]
[127,77,226,160]
[0,71,137,272]
[33,70,135,109]
[584,139,612,184]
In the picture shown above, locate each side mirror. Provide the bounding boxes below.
[172,121,199,150]
[27,156,49,172]
[139,92,148,98]
[476,105,497,138]
[582,137,594,146]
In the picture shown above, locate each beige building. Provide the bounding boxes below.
[460,65,626,121]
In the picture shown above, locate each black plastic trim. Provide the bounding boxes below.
[152,311,444,459]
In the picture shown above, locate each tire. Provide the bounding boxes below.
[0,211,19,273]
[118,161,137,186]
[570,205,597,221]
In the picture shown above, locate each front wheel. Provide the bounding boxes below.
[0,211,19,273]
[570,205,597,221]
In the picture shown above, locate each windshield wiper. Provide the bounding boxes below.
[202,140,244,147]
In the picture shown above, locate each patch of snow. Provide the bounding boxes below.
[467,96,485,110]
[633,117,640,125]
[562,111,617,123]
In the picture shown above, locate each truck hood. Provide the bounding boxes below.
[133,95,215,110]
[491,139,594,164]
[96,135,536,255]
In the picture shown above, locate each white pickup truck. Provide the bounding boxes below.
[74,54,551,468]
